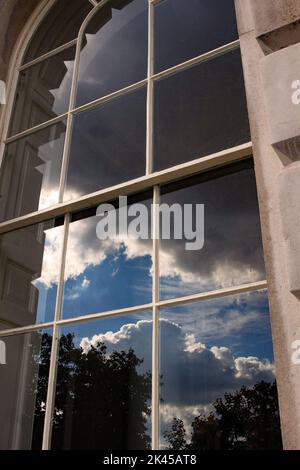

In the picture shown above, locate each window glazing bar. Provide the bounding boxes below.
[0,141,253,235]
[0,322,54,338]
[146,0,154,175]
[56,303,153,327]
[18,38,78,72]
[152,39,240,82]
[72,78,148,116]
[156,280,268,309]
[0,280,268,338]
[152,185,160,450]
[0,142,252,234]
[42,213,70,450]
[57,0,112,204]
[4,113,68,144]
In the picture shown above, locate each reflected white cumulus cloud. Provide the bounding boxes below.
[80,318,275,411]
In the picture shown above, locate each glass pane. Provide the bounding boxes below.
[23,0,92,63]
[160,291,282,450]
[9,47,75,136]
[0,220,64,330]
[0,121,66,223]
[51,313,152,449]
[153,49,250,172]
[64,87,146,201]
[0,329,52,449]
[76,0,148,107]
[160,161,266,299]
[62,193,152,320]
[154,0,238,73]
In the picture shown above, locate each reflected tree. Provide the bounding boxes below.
[164,381,282,450]
[32,333,151,449]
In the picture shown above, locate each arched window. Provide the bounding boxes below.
[0,0,281,451]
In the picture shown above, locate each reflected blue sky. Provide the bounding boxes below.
[159,290,276,446]
[62,247,152,319]
[61,197,153,320]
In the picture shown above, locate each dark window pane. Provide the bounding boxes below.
[160,291,282,450]
[153,49,250,172]
[9,47,75,136]
[62,193,152,320]
[23,0,92,63]
[0,329,52,449]
[65,87,146,201]
[160,161,266,299]
[154,0,238,73]
[51,314,152,449]
[0,220,64,330]
[76,0,148,107]
[0,121,66,222]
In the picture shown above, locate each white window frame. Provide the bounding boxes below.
[0,0,267,451]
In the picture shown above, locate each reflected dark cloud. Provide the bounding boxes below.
[160,161,266,298]
[154,49,250,171]
[65,87,146,200]
[76,0,148,106]
[154,0,238,73]
[23,0,92,63]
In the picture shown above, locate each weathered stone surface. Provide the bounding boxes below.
[0,0,40,81]
[279,162,300,297]
[236,0,300,451]
[262,42,300,158]
[251,0,300,37]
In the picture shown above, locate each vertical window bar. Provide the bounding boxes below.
[146,0,154,175]
[58,0,111,203]
[152,185,160,450]
[42,213,70,450]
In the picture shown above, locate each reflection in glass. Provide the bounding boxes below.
[64,87,146,201]
[154,0,238,73]
[62,193,152,320]
[0,220,64,330]
[76,0,148,107]
[159,291,282,450]
[0,329,52,449]
[153,49,250,172]
[160,161,266,299]
[9,47,75,136]
[0,121,66,222]
[23,0,92,63]
[51,313,152,449]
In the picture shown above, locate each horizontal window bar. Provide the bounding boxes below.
[156,280,268,309]
[18,38,77,72]
[0,141,252,234]
[72,78,148,115]
[0,281,268,337]
[57,303,153,327]
[4,113,68,144]
[0,322,54,337]
[152,39,240,82]
[6,41,240,144]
